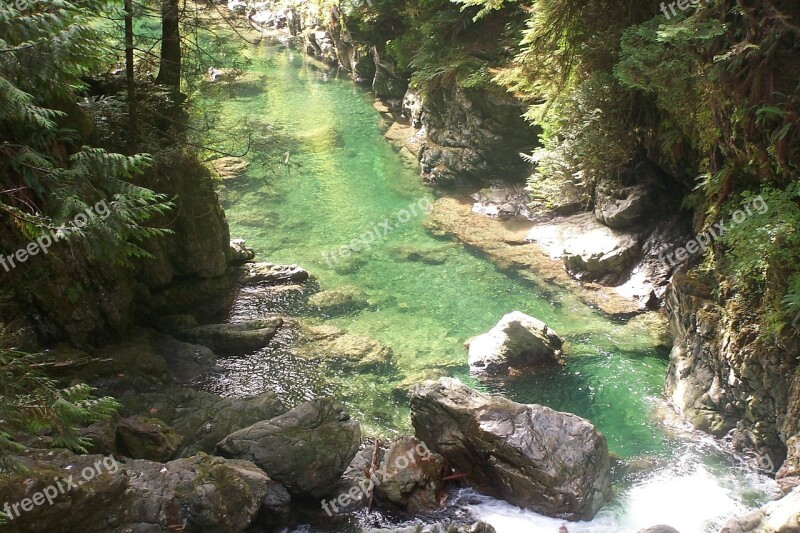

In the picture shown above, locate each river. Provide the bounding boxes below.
[197,38,778,532]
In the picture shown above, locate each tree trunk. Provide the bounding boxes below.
[155,0,181,91]
[124,0,137,150]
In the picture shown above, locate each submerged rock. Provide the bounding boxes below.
[375,436,445,512]
[308,286,369,315]
[177,318,283,356]
[720,485,800,532]
[466,311,563,376]
[389,243,452,265]
[637,527,681,533]
[296,322,392,370]
[217,398,361,498]
[240,262,309,284]
[410,378,611,521]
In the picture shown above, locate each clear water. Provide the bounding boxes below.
[197,39,778,532]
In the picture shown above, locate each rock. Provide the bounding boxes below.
[151,333,217,384]
[471,187,531,219]
[151,313,199,333]
[170,391,288,457]
[211,157,249,181]
[240,262,309,284]
[176,318,283,356]
[402,88,424,128]
[0,451,285,532]
[414,86,537,184]
[466,311,563,376]
[116,416,183,461]
[410,378,611,521]
[80,416,119,455]
[594,181,653,229]
[296,322,392,370]
[777,433,800,493]
[375,437,445,512]
[308,286,369,315]
[229,238,255,264]
[637,527,681,533]
[328,447,376,513]
[217,398,361,498]
[526,211,641,285]
[389,243,452,265]
[425,197,642,315]
[720,485,800,532]
[372,48,408,99]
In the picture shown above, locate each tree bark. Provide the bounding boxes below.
[155,0,181,91]
[124,0,137,150]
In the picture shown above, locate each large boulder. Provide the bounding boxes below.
[375,437,445,512]
[170,391,288,457]
[720,485,800,532]
[176,318,283,356]
[410,378,611,521]
[466,311,563,376]
[0,451,288,532]
[216,398,361,498]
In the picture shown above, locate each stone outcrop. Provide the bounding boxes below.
[665,271,800,471]
[410,378,611,521]
[0,451,289,533]
[176,317,284,356]
[217,398,361,498]
[594,181,653,229]
[406,86,538,184]
[720,486,800,532]
[465,311,563,376]
[526,211,641,285]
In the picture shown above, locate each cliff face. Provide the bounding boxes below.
[666,271,800,488]
[4,157,233,347]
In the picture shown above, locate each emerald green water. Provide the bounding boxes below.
[199,39,777,531]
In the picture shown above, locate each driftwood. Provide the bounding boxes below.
[366,438,381,510]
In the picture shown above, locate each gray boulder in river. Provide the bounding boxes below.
[216,398,361,499]
[466,311,563,376]
[410,378,611,521]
